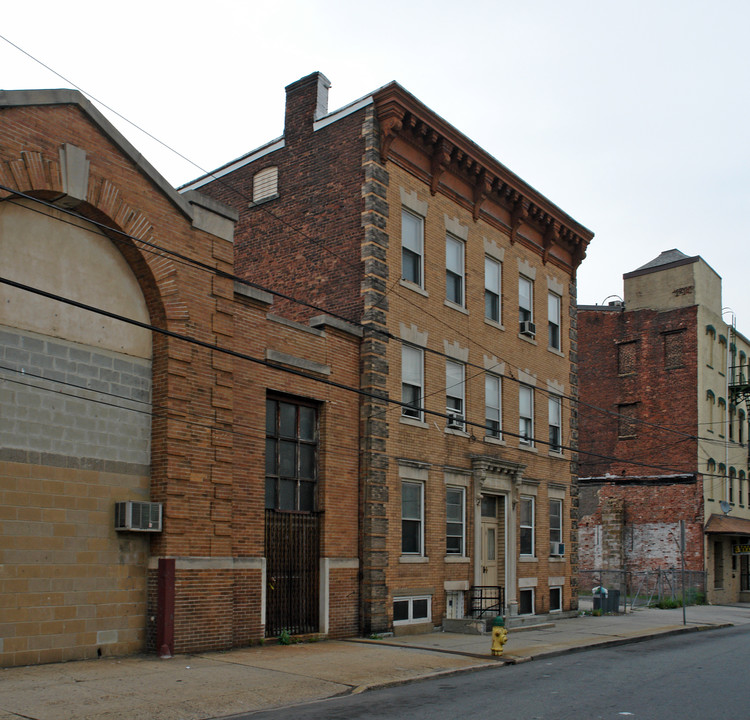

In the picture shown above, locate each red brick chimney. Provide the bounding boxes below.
[284,71,331,141]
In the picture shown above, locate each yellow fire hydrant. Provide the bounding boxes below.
[491,615,508,656]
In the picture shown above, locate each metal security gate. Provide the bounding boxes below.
[265,510,320,637]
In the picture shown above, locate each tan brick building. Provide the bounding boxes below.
[185,72,594,631]
[0,90,362,666]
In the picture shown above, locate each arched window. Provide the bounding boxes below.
[706,325,716,367]
[718,397,727,437]
[729,467,737,503]
[740,470,746,506]
[706,390,715,432]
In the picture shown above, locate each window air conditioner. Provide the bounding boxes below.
[520,320,536,337]
[115,501,163,532]
[446,412,465,430]
[550,541,565,556]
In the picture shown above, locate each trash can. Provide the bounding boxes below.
[593,588,620,613]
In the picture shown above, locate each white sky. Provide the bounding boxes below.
[2,0,748,325]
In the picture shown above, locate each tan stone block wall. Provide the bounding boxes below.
[0,461,150,667]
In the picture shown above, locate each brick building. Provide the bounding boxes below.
[578,250,750,603]
[0,90,361,666]
[183,72,594,630]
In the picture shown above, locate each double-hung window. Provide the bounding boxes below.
[520,496,535,556]
[519,385,534,446]
[485,257,501,323]
[401,209,424,287]
[402,481,424,555]
[402,345,424,420]
[446,360,465,430]
[265,397,317,512]
[548,395,562,453]
[548,292,561,350]
[519,276,533,326]
[485,373,502,439]
[550,499,563,554]
[446,487,465,555]
[446,235,464,306]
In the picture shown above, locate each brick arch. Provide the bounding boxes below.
[0,148,190,331]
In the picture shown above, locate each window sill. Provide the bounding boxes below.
[548,556,566,562]
[484,317,505,331]
[444,555,470,563]
[547,346,565,357]
[444,299,468,315]
[548,450,565,459]
[444,426,469,437]
[518,332,537,345]
[483,436,506,447]
[400,416,428,429]
[248,193,279,208]
[519,556,538,563]
[399,278,428,297]
[399,555,429,564]
[519,444,538,453]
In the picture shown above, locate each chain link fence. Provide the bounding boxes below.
[579,569,707,611]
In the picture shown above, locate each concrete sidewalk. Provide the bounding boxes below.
[2,604,749,720]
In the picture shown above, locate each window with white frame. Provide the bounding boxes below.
[520,496,535,556]
[519,276,533,326]
[548,395,562,453]
[446,360,465,430]
[393,595,431,625]
[519,385,534,445]
[550,498,563,553]
[401,209,424,287]
[252,166,278,203]
[446,487,465,555]
[548,292,561,350]
[401,481,424,555]
[519,588,534,615]
[485,373,502,439]
[446,235,465,306]
[402,345,423,420]
[485,256,501,323]
[550,587,562,612]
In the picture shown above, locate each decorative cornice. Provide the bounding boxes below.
[373,83,594,270]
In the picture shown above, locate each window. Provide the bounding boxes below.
[265,397,317,512]
[550,498,563,551]
[519,276,533,325]
[549,587,562,613]
[519,385,534,446]
[730,468,737,503]
[618,341,637,375]
[706,391,715,433]
[618,403,638,438]
[519,588,534,615]
[402,481,424,555]
[729,405,736,442]
[548,292,561,350]
[485,373,502,439]
[485,256,501,323]
[664,331,685,369]
[548,395,562,453]
[739,410,746,444]
[401,209,424,287]
[446,360,465,430]
[714,540,724,589]
[446,235,464,305]
[252,166,278,203]
[520,496,534,556]
[446,487,465,555]
[719,398,727,438]
[393,595,431,625]
[740,471,746,506]
[402,345,423,420]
